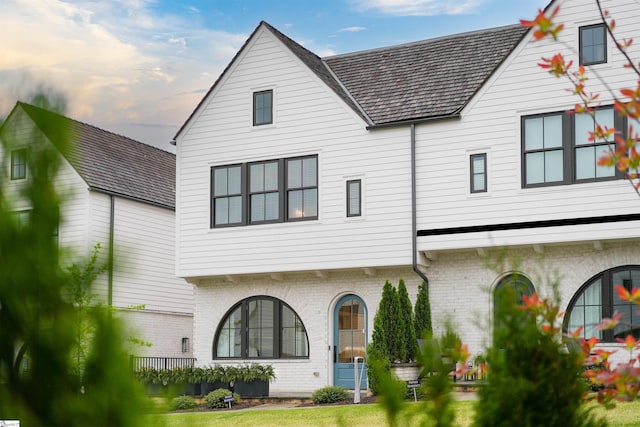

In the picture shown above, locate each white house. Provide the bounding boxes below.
[174,0,640,394]
[1,102,194,359]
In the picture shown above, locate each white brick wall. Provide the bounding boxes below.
[119,310,194,358]
[192,267,420,393]
[425,240,640,366]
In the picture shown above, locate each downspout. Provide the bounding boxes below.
[410,123,429,289]
[108,195,115,307]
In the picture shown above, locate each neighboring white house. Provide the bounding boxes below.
[174,0,640,394]
[1,102,194,359]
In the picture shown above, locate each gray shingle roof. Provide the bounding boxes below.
[18,102,175,209]
[175,21,529,135]
[323,24,528,125]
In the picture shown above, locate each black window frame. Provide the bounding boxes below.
[564,266,640,343]
[285,155,318,221]
[580,24,607,66]
[253,90,273,126]
[346,179,362,217]
[213,296,310,360]
[248,159,283,225]
[11,149,27,180]
[470,153,487,193]
[211,164,245,228]
[211,155,318,228]
[522,106,625,188]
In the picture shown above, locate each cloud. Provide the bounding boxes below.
[338,26,366,32]
[0,0,247,149]
[351,0,486,16]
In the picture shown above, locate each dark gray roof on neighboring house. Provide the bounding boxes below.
[324,24,528,125]
[18,102,175,209]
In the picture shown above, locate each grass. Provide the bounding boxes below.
[145,399,640,427]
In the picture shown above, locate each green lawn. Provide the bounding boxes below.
[145,400,640,427]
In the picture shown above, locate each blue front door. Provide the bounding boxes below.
[333,295,367,389]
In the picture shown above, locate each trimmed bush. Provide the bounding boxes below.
[311,386,349,404]
[397,279,417,362]
[170,395,197,411]
[414,281,432,340]
[204,388,241,409]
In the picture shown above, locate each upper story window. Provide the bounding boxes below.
[522,106,624,188]
[11,149,27,180]
[253,90,273,126]
[580,24,607,66]
[286,157,317,220]
[212,164,244,227]
[470,153,487,193]
[346,179,361,217]
[211,155,318,228]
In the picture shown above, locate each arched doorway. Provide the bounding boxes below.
[333,294,367,389]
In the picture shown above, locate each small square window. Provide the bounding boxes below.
[11,149,27,180]
[347,179,361,217]
[253,90,273,126]
[470,154,487,193]
[580,24,606,66]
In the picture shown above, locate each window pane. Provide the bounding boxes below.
[473,174,486,192]
[288,190,303,218]
[248,299,274,358]
[545,150,563,182]
[543,115,563,148]
[302,157,317,186]
[584,279,601,305]
[526,152,544,184]
[250,164,264,192]
[595,108,614,141]
[228,166,241,194]
[575,113,594,146]
[281,305,308,357]
[596,145,615,178]
[264,162,278,191]
[576,146,595,179]
[254,91,272,125]
[214,168,228,196]
[303,189,318,217]
[585,306,602,339]
[251,194,265,222]
[472,156,485,174]
[216,306,242,357]
[265,192,279,220]
[525,117,543,150]
[287,159,302,188]
[229,196,242,223]
[215,198,229,225]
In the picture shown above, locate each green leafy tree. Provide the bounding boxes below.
[414,281,432,340]
[473,288,607,427]
[397,278,417,362]
[0,95,148,427]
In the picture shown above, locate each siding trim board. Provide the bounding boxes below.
[417,213,640,237]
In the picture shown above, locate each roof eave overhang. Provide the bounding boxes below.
[365,112,461,130]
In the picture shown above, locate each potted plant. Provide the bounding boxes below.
[231,364,275,397]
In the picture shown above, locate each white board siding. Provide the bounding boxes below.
[415,0,640,252]
[177,28,414,278]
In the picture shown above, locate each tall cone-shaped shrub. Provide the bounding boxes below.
[397,279,416,362]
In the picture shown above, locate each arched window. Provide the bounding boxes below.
[213,296,309,359]
[565,266,640,342]
[493,273,535,325]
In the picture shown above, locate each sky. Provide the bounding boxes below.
[0,0,549,152]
